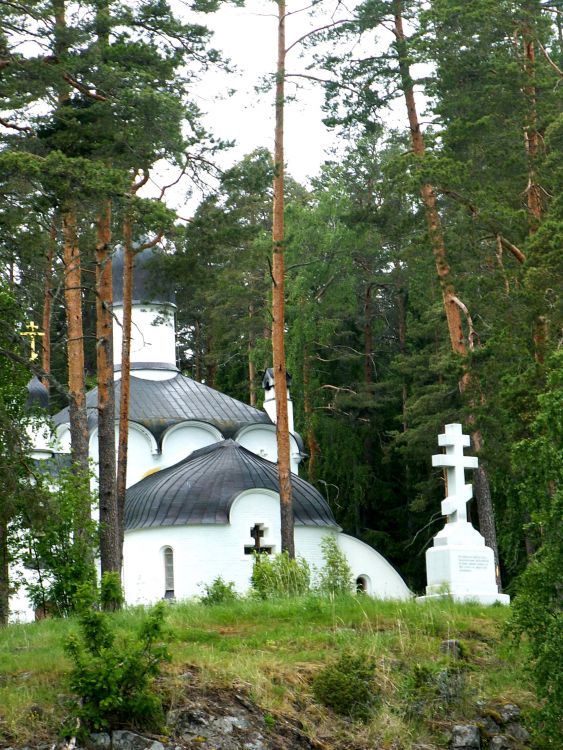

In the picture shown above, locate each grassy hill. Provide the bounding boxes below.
[0,596,536,749]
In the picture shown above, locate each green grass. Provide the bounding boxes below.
[0,596,536,748]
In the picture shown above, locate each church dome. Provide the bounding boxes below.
[26,376,49,411]
[125,439,338,531]
[112,245,176,307]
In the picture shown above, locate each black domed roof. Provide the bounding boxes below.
[26,376,49,411]
[53,373,271,444]
[112,245,175,306]
[125,439,338,531]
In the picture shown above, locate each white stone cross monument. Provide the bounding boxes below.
[418,424,509,605]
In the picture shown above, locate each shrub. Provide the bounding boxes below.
[312,652,378,721]
[317,535,353,596]
[200,576,238,606]
[251,552,310,598]
[100,571,124,612]
[64,598,170,733]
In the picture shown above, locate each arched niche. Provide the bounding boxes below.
[229,489,281,558]
[160,421,222,468]
[124,422,159,488]
[235,424,301,472]
[356,575,371,595]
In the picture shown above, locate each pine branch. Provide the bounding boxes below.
[0,116,31,132]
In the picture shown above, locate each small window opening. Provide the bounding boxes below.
[244,523,274,555]
[356,575,369,594]
[163,546,175,599]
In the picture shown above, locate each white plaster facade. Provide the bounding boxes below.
[123,490,410,604]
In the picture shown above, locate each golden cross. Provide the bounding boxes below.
[21,321,45,362]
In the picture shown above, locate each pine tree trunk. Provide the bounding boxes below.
[41,220,55,391]
[396,287,408,432]
[303,349,319,484]
[248,304,256,406]
[393,0,501,584]
[62,204,89,482]
[0,518,8,626]
[523,29,542,228]
[96,200,119,574]
[116,214,133,564]
[364,283,373,385]
[272,0,294,557]
[194,318,203,381]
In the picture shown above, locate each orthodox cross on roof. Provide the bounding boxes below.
[432,423,478,523]
[21,322,44,362]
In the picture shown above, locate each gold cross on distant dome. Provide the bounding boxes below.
[21,321,44,361]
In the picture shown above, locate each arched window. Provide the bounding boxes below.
[163,546,174,599]
[356,575,370,594]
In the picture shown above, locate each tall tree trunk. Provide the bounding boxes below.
[303,348,319,484]
[393,0,501,584]
[62,203,91,540]
[248,304,257,406]
[41,219,56,391]
[364,283,374,385]
[522,26,542,229]
[96,201,119,574]
[194,318,203,381]
[116,213,133,565]
[272,0,294,557]
[0,518,8,626]
[396,286,408,432]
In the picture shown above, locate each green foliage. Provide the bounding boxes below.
[317,535,353,595]
[507,353,563,746]
[16,468,97,618]
[312,652,379,721]
[64,600,171,733]
[250,552,310,599]
[199,576,238,606]
[100,572,124,613]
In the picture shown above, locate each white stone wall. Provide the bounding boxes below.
[337,533,411,599]
[122,489,411,604]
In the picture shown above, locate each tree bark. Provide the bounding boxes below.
[0,518,8,626]
[41,219,56,391]
[116,213,133,565]
[248,304,257,406]
[393,0,501,585]
[272,0,294,557]
[522,27,542,228]
[364,283,374,385]
[62,205,89,472]
[96,200,119,574]
[396,287,408,432]
[303,348,319,484]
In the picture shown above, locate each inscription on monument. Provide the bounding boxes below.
[458,554,489,572]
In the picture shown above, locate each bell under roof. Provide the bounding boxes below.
[54,373,272,444]
[125,439,338,531]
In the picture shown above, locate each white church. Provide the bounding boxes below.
[14,248,411,620]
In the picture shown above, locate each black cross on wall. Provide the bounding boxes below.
[250,523,265,551]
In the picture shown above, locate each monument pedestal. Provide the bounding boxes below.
[418,521,510,604]
[418,424,510,606]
